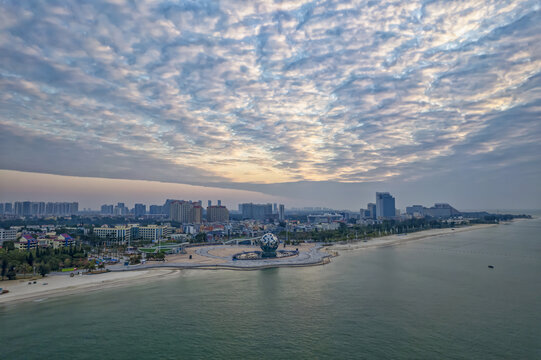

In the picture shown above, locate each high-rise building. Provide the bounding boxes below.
[367,203,376,220]
[134,203,146,217]
[112,202,129,216]
[279,204,285,221]
[170,201,202,224]
[0,203,3,215]
[101,204,114,215]
[207,205,229,222]
[4,203,12,214]
[14,201,31,216]
[217,200,221,206]
[149,205,163,215]
[12,201,78,216]
[239,203,273,220]
[163,199,181,219]
[208,200,212,207]
[31,202,45,216]
[376,192,395,219]
[273,203,278,214]
[193,205,203,224]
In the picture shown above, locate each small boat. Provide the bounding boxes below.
[488,265,494,269]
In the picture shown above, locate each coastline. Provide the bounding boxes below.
[0,269,180,306]
[326,223,498,252]
[0,223,499,305]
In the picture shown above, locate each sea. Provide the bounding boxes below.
[1,216,540,359]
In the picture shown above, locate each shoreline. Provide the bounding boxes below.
[0,269,180,306]
[0,223,500,305]
[326,223,498,252]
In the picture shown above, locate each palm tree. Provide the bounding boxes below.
[16,263,29,279]
[86,260,96,273]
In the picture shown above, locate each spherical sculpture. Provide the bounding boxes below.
[259,233,279,258]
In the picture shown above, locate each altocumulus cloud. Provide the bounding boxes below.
[0,0,540,193]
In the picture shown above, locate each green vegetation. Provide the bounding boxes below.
[0,245,90,280]
[280,218,468,243]
[129,254,142,265]
[145,252,165,261]
[194,232,207,243]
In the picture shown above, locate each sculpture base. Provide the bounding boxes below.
[232,250,298,261]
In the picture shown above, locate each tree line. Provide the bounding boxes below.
[0,243,91,280]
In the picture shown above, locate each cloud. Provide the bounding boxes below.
[0,0,540,206]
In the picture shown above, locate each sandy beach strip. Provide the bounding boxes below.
[0,269,179,305]
[327,223,498,252]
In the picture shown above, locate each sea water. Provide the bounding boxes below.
[1,217,540,359]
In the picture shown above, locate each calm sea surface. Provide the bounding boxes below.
[1,218,540,359]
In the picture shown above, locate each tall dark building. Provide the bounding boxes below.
[376,192,395,219]
[101,204,114,215]
[134,203,146,216]
[279,204,285,221]
[149,205,163,215]
[367,203,376,220]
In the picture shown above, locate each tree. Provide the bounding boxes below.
[194,232,206,243]
[6,266,17,280]
[86,260,96,272]
[16,263,27,279]
[23,264,32,278]
[38,264,50,277]
[27,252,34,266]
[1,259,7,280]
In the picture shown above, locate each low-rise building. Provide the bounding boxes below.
[94,226,131,243]
[57,234,75,247]
[138,225,169,241]
[0,228,17,245]
[15,234,38,250]
[307,213,343,224]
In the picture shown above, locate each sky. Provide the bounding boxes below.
[0,0,540,210]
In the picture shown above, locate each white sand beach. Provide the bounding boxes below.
[0,269,179,305]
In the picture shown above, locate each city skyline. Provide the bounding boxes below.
[0,169,539,211]
[1,1,540,210]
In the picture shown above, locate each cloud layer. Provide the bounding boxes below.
[1,0,540,190]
